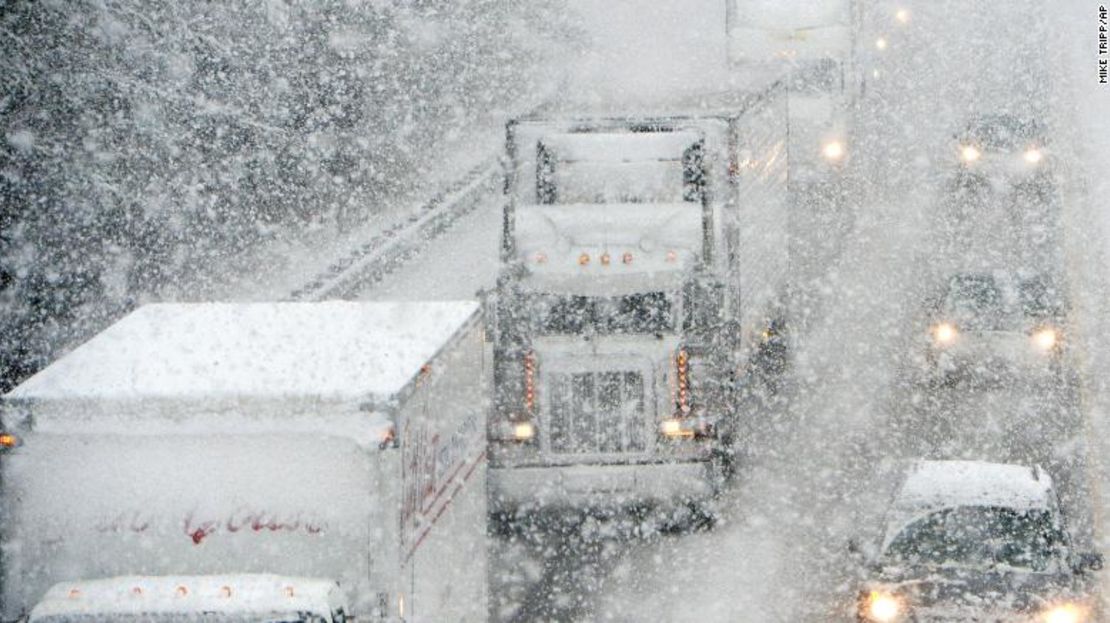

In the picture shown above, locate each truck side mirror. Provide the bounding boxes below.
[1078,552,1104,572]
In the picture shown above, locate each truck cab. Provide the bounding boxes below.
[488,92,790,524]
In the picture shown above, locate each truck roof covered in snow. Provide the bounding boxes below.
[524,71,784,121]
[29,574,344,620]
[883,460,1055,546]
[3,301,480,438]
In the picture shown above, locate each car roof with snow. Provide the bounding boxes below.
[29,574,344,620]
[883,460,1056,546]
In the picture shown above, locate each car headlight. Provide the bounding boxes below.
[960,144,981,163]
[1032,327,1058,351]
[1042,603,1085,623]
[875,36,889,51]
[823,140,846,161]
[932,322,958,345]
[1025,147,1044,164]
[863,591,904,622]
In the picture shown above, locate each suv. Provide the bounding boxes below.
[855,460,1102,622]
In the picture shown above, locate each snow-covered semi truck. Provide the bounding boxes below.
[0,301,488,622]
[488,87,791,521]
[727,0,863,183]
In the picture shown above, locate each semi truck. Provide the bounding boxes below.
[487,85,791,523]
[0,301,488,622]
[727,0,864,184]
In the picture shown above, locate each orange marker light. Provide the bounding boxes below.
[578,253,590,266]
[0,433,18,448]
[622,252,634,265]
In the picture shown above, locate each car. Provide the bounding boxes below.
[953,113,1053,192]
[922,271,1068,385]
[855,460,1102,622]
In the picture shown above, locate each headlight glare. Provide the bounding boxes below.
[513,421,536,441]
[932,322,958,345]
[1042,603,1084,623]
[961,144,981,163]
[1025,147,1044,164]
[865,591,903,622]
[823,140,846,161]
[1032,327,1058,351]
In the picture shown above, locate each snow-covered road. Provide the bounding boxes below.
[325,1,1110,620]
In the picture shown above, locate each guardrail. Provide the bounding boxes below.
[287,158,501,301]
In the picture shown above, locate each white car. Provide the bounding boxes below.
[923,271,1067,384]
[856,460,1102,622]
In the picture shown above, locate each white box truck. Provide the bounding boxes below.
[0,301,488,622]
[488,86,791,523]
[727,0,864,183]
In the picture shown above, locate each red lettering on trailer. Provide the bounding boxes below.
[93,509,326,544]
[405,449,486,561]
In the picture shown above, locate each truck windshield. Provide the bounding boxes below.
[787,58,842,95]
[525,292,674,335]
[883,507,1066,572]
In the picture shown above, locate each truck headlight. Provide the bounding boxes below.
[1024,147,1043,164]
[491,419,537,443]
[863,591,904,622]
[513,421,536,441]
[1042,603,1085,623]
[659,418,694,439]
[932,322,958,345]
[960,144,981,163]
[1032,327,1058,351]
[822,140,846,161]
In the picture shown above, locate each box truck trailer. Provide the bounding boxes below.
[0,301,488,622]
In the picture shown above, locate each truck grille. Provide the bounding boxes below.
[546,371,647,454]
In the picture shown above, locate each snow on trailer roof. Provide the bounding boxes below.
[521,71,785,121]
[3,302,479,441]
[8,301,478,403]
[30,574,343,620]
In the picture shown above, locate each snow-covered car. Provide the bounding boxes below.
[28,575,349,623]
[856,460,1102,622]
[922,271,1068,384]
[953,113,1053,192]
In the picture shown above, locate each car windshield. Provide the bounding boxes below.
[787,58,842,95]
[943,275,1013,330]
[884,506,1067,572]
[963,115,1044,151]
[524,292,675,335]
[1018,276,1066,321]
